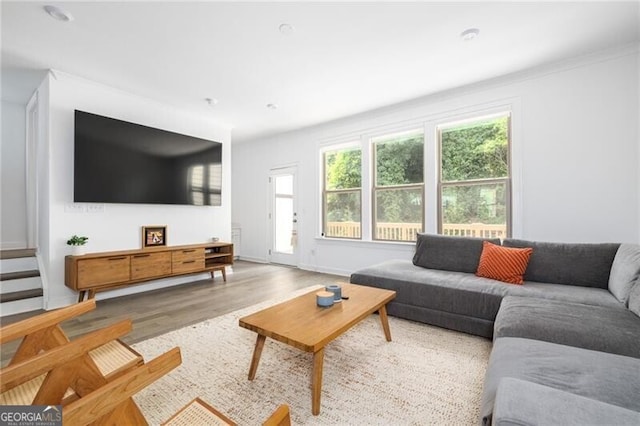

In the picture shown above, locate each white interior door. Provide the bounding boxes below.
[269,167,298,266]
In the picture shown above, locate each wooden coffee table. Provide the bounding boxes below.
[238,283,396,415]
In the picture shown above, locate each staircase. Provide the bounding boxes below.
[1,249,44,316]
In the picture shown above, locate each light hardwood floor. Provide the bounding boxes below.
[1,261,344,364]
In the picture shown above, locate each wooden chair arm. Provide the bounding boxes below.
[62,347,182,426]
[0,319,132,392]
[263,404,291,426]
[0,300,96,344]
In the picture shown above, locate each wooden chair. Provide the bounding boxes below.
[0,319,136,406]
[63,347,183,425]
[2,300,291,425]
[61,346,291,426]
[163,401,289,426]
[0,300,143,405]
[262,404,291,426]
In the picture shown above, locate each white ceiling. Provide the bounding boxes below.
[2,1,639,143]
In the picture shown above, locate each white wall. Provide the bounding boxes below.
[232,47,640,276]
[1,100,28,249]
[36,71,232,309]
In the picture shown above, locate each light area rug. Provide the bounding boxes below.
[133,286,492,425]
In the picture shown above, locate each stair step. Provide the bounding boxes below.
[0,296,44,316]
[0,249,37,260]
[1,257,39,274]
[1,276,41,294]
[0,288,43,303]
[0,270,40,281]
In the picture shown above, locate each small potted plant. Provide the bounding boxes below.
[67,235,89,256]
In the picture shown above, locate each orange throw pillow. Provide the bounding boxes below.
[476,241,533,285]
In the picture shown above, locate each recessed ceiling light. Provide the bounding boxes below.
[460,28,480,41]
[44,5,74,22]
[205,98,218,107]
[279,23,295,35]
[266,103,278,110]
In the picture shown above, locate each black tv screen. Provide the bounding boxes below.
[74,110,222,206]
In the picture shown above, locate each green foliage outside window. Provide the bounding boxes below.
[375,135,424,186]
[374,133,424,225]
[325,148,361,225]
[326,148,361,190]
[441,116,508,181]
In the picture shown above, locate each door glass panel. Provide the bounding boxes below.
[274,175,294,254]
[276,175,293,195]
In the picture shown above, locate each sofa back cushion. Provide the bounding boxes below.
[502,239,619,288]
[413,233,500,273]
[608,244,640,304]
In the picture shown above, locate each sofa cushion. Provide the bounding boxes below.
[515,281,621,308]
[351,260,621,323]
[609,244,640,304]
[353,260,505,322]
[476,241,532,284]
[481,337,640,425]
[495,296,640,358]
[502,239,619,288]
[630,282,640,318]
[493,378,640,426]
[412,234,500,273]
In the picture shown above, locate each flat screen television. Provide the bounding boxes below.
[74,110,222,206]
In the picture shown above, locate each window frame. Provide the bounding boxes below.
[436,112,512,238]
[321,144,363,240]
[371,128,425,242]
[317,101,519,243]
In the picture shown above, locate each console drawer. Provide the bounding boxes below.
[172,248,204,274]
[131,251,171,280]
[77,256,130,289]
[172,258,205,274]
[172,248,205,263]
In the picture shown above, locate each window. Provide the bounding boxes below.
[438,114,510,239]
[372,130,424,241]
[323,146,362,239]
[189,163,222,206]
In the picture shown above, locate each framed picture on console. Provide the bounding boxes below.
[142,225,167,248]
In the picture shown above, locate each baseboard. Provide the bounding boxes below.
[238,256,267,264]
[47,295,79,310]
[46,268,237,310]
[96,273,212,300]
[298,263,350,277]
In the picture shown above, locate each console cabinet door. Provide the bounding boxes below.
[77,256,130,289]
[131,252,172,280]
[172,248,205,274]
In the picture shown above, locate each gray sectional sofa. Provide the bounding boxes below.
[350,234,640,425]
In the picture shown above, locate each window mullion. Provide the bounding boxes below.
[361,135,372,240]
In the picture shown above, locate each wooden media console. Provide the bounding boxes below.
[65,242,233,302]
